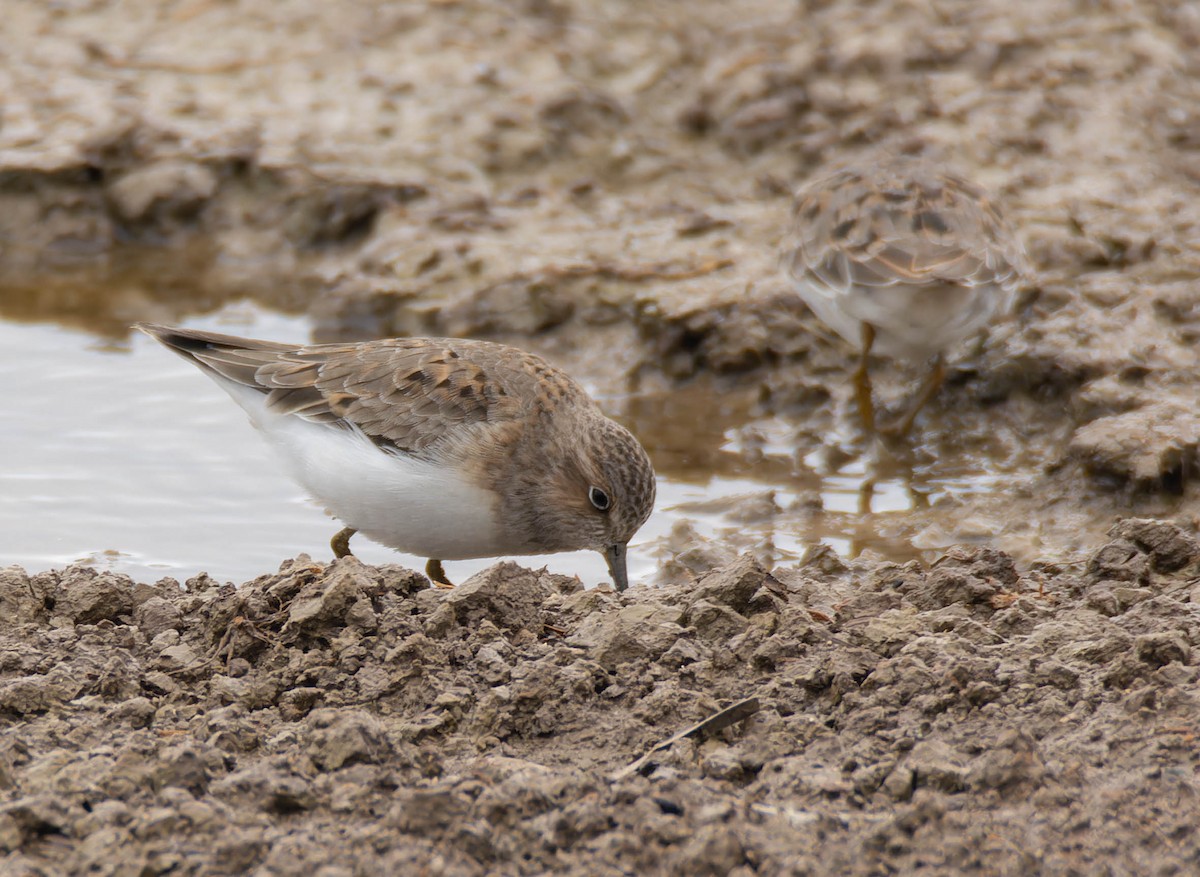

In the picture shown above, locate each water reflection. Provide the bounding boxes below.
[0,241,315,338]
[0,249,1024,584]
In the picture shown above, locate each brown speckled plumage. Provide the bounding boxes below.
[137,323,656,588]
[786,162,1025,329]
[782,158,1028,433]
[144,331,588,454]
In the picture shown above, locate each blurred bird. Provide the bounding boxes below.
[782,159,1027,435]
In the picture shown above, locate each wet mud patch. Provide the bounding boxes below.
[3,521,1200,873]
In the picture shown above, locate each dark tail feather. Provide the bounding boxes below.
[135,322,297,393]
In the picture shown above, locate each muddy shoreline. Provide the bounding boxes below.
[5,0,1200,562]
[4,522,1200,874]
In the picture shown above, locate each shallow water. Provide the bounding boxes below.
[0,253,1021,586]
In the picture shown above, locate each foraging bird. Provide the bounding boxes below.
[782,159,1027,435]
[138,323,656,590]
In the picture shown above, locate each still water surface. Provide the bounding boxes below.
[0,259,1013,586]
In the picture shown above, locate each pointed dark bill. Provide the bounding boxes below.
[604,542,629,592]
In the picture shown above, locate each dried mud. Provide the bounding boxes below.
[5,0,1200,873]
[4,524,1200,875]
[5,0,1200,557]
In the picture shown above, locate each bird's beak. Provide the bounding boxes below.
[604,543,629,592]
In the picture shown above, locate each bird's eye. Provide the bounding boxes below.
[588,486,611,512]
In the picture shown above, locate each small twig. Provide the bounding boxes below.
[166,611,284,677]
[613,696,760,781]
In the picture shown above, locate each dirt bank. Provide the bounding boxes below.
[3,519,1200,874]
[4,0,1200,560]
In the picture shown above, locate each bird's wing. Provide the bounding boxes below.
[785,163,1026,297]
[137,323,584,453]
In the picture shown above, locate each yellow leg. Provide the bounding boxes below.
[426,558,455,589]
[854,323,876,434]
[883,355,946,438]
[331,527,357,558]
[857,475,877,516]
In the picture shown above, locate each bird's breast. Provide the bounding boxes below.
[254,408,508,560]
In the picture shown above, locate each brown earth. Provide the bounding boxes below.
[4,0,1200,873]
[3,523,1200,876]
[5,0,1200,557]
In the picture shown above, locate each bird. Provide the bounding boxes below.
[137,323,656,591]
[782,158,1027,436]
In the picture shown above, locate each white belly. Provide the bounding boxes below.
[796,279,1008,360]
[218,382,505,560]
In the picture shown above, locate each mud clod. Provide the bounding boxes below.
[967,730,1046,798]
[286,557,386,632]
[1107,519,1200,573]
[1088,539,1152,586]
[689,553,775,615]
[1134,632,1190,668]
[134,596,182,641]
[55,568,134,625]
[306,709,393,771]
[438,563,553,636]
[0,797,73,853]
[106,160,218,226]
[568,602,686,668]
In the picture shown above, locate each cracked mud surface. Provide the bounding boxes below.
[4,0,1200,873]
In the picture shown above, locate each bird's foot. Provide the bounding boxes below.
[879,355,946,439]
[331,527,357,559]
[426,558,455,589]
[853,324,877,435]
